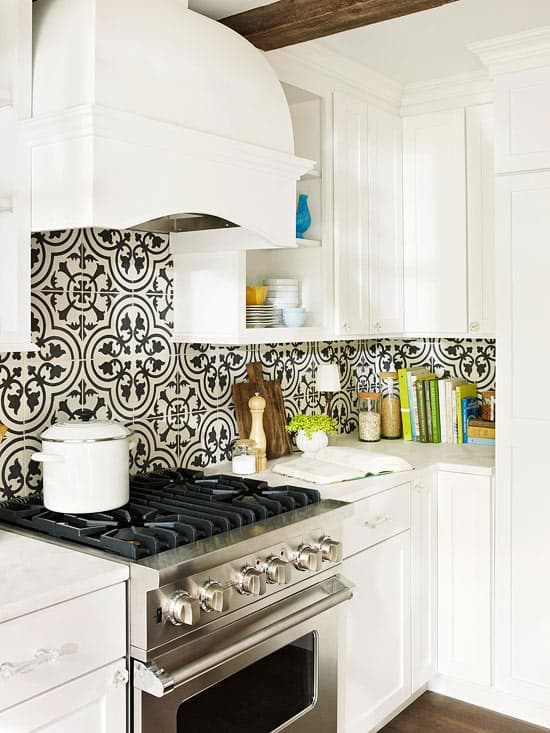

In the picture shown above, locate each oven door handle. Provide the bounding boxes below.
[134,576,353,698]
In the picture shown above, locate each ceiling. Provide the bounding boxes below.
[189,0,550,84]
[188,0,276,20]
[312,0,550,84]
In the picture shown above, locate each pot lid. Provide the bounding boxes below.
[41,419,131,443]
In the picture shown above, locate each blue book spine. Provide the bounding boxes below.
[467,437,495,446]
[462,397,479,443]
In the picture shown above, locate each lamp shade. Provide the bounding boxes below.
[315,364,341,393]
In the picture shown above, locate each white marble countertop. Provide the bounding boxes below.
[0,530,129,624]
[213,434,495,503]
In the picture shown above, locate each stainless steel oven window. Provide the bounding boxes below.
[175,631,317,732]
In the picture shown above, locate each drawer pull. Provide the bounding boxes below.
[0,643,77,680]
[365,514,391,529]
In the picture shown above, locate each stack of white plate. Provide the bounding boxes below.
[264,278,300,308]
[246,305,283,328]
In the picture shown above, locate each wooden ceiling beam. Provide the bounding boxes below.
[221,0,460,51]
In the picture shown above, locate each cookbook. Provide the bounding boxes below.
[272,446,413,485]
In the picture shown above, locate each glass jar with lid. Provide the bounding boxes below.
[231,439,257,475]
[379,371,402,439]
[358,392,381,442]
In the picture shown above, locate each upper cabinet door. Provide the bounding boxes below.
[495,68,550,174]
[466,104,495,336]
[403,109,468,335]
[333,91,370,337]
[368,106,404,335]
[0,0,33,352]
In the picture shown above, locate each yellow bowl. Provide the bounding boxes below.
[246,286,267,305]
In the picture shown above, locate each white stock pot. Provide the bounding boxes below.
[31,419,135,513]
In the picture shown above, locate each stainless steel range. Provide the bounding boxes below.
[0,469,352,733]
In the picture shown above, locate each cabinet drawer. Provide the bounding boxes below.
[0,583,126,711]
[343,482,411,558]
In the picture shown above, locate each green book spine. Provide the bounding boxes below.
[416,379,429,443]
[430,379,441,443]
[398,368,413,441]
[424,380,433,442]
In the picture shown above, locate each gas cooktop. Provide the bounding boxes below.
[0,468,321,561]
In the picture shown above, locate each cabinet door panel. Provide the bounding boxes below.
[466,104,495,335]
[333,91,370,337]
[411,473,437,692]
[368,106,404,334]
[437,472,492,686]
[0,659,127,733]
[403,109,467,334]
[341,532,411,733]
[495,171,550,704]
[495,69,550,173]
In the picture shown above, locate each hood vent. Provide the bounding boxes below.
[27,0,312,247]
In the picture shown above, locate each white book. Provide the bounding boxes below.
[272,446,413,485]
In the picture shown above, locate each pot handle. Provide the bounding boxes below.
[30,452,64,464]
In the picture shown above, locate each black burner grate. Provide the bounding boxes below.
[0,469,320,560]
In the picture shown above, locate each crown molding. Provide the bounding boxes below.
[401,69,493,115]
[267,42,403,112]
[469,27,550,76]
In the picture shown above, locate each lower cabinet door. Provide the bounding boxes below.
[0,659,127,733]
[437,472,492,686]
[341,531,411,733]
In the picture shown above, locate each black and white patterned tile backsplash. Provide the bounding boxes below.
[0,228,496,499]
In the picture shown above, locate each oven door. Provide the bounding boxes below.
[133,575,352,733]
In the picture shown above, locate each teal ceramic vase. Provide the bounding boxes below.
[296,194,311,239]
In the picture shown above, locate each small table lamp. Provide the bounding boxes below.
[315,364,341,418]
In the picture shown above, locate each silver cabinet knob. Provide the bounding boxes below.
[167,590,201,626]
[318,536,342,563]
[294,544,323,572]
[375,322,382,331]
[199,580,226,613]
[265,557,292,585]
[469,321,480,332]
[237,567,267,596]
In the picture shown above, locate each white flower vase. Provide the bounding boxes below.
[296,429,328,453]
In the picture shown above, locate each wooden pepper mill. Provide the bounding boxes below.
[248,392,267,472]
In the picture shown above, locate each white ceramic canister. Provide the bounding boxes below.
[31,420,135,513]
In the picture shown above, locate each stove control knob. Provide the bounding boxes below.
[167,591,201,626]
[294,544,322,572]
[318,536,343,563]
[199,580,226,613]
[265,557,292,585]
[238,567,267,596]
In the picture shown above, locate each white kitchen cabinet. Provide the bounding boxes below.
[341,482,412,733]
[402,108,468,335]
[466,104,495,336]
[0,658,127,733]
[342,531,411,733]
[0,0,33,351]
[437,471,492,687]
[411,471,437,692]
[333,91,370,337]
[494,68,550,174]
[0,581,127,731]
[367,105,404,335]
[333,92,403,338]
[494,169,550,709]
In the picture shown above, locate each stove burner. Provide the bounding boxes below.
[0,470,320,560]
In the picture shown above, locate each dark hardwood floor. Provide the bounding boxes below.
[379,692,547,733]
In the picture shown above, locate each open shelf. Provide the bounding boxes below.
[301,169,322,181]
[296,237,321,248]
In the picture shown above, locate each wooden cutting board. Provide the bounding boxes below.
[232,362,293,460]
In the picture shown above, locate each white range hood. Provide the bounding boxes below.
[27,0,312,248]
